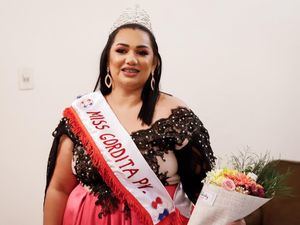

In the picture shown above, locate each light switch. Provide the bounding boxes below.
[18,67,34,90]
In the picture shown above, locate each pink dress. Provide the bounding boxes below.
[63,184,189,225]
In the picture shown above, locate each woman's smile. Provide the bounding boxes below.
[121,67,140,77]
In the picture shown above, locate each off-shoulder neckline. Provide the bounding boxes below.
[130,106,192,136]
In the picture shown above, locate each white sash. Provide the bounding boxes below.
[71,91,191,224]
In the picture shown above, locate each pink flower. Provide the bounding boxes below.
[222,178,236,191]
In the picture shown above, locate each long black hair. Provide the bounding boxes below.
[93,23,162,126]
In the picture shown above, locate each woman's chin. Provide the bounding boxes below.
[118,79,147,90]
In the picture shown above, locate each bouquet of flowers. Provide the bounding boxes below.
[188,151,290,225]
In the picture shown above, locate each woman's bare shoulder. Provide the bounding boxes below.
[158,92,188,108]
[154,92,189,119]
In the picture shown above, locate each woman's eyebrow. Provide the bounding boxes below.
[136,45,150,49]
[115,43,150,49]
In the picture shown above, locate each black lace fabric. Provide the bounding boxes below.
[72,144,121,218]
[45,106,215,217]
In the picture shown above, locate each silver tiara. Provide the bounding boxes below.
[110,5,153,34]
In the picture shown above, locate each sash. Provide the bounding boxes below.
[64,91,192,225]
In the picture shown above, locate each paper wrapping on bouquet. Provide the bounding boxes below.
[188,183,270,225]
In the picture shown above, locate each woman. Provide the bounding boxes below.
[43,6,245,225]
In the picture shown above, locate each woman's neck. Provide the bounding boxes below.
[105,88,142,109]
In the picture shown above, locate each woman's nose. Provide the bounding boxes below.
[125,53,138,65]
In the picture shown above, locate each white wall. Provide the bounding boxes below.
[0,0,299,224]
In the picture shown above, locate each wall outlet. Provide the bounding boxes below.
[18,67,34,90]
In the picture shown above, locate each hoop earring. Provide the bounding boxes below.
[150,71,155,91]
[105,67,112,88]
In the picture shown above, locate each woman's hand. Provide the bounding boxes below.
[228,219,246,225]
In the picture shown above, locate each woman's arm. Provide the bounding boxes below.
[43,135,78,225]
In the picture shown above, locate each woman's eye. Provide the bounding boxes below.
[116,49,127,54]
[137,50,149,56]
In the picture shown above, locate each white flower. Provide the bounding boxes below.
[247,172,258,181]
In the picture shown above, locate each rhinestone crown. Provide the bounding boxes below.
[110,5,153,34]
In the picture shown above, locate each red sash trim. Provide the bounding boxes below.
[64,107,184,225]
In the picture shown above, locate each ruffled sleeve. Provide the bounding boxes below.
[44,118,78,196]
[174,109,216,204]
